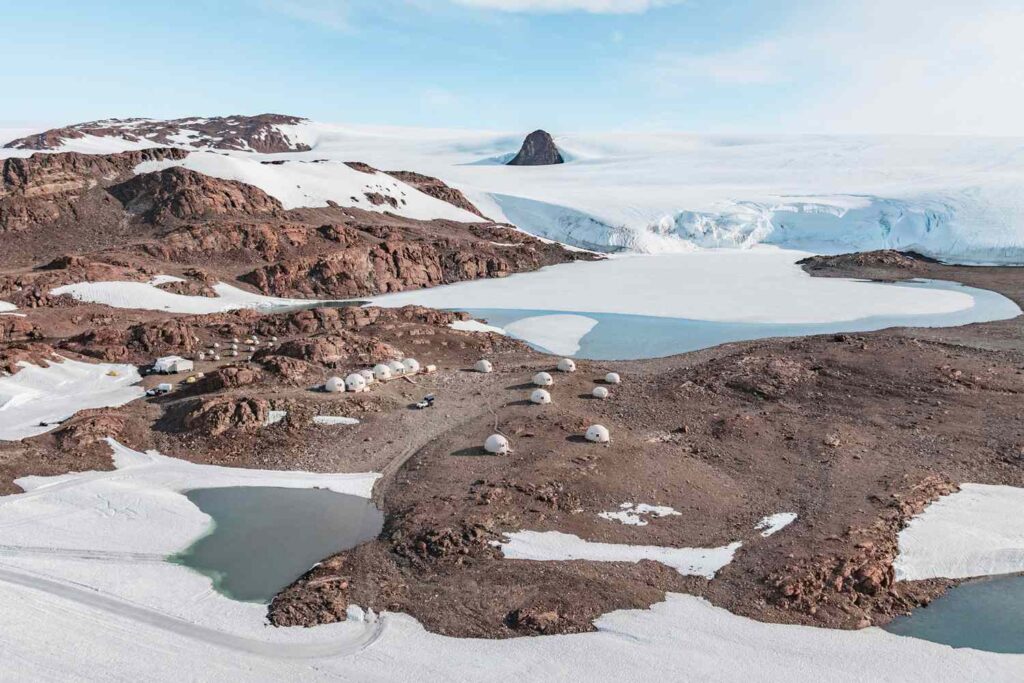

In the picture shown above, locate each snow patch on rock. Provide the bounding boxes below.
[51,280,328,314]
[0,358,144,441]
[894,484,1024,581]
[599,503,682,526]
[755,512,798,537]
[497,530,741,579]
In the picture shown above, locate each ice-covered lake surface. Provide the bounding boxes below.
[885,574,1024,654]
[462,279,1018,359]
[170,486,383,603]
[373,250,1020,360]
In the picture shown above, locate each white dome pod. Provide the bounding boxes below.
[484,434,511,455]
[585,424,610,443]
[373,364,392,381]
[592,386,609,399]
[532,371,554,387]
[387,360,406,376]
[345,373,367,392]
[557,358,576,373]
[530,389,552,405]
[358,369,375,385]
[605,372,621,385]
[474,359,493,373]
[402,358,421,375]
[325,376,346,393]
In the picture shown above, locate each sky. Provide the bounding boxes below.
[1,0,1022,136]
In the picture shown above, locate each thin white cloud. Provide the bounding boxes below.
[643,0,1024,135]
[452,0,684,13]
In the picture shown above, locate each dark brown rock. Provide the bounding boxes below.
[507,130,564,166]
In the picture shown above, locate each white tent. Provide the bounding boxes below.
[153,356,193,374]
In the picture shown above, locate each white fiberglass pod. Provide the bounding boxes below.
[373,364,393,381]
[325,376,346,393]
[592,386,609,399]
[585,424,610,443]
[530,389,552,405]
[557,358,576,373]
[474,359,493,373]
[484,434,511,455]
[345,373,367,392]
[402,358,421,375]
[532,371,554,387]
[387,360,406,376]
[605,372,621,385]
[358,369,375,385]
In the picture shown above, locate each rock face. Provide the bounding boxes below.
[110,167,283,222]
[507,130,564,166]
[0,149,186,233]
[4,114,311,153]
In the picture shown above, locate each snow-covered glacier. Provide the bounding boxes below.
[7,121,1024,262]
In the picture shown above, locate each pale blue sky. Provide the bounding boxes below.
[2,0,1022,135]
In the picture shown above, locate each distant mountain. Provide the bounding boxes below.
[507,130,563,166]
[3,114,311,153]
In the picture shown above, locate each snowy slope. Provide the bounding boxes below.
[5,120,1024,261]
[134,152,483,221]
[0,358,144,440]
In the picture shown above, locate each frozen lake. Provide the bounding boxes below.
[885,574,1024,654]
[171,486,383,603]
[371,249,1021,359]
[462,279,1020,359]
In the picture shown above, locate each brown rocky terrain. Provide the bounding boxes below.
[4,114,311,153]
[0,148,588,294]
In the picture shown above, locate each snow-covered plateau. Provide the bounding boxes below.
[6,120,1024,262]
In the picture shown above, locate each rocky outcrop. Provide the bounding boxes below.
[0,148,186,233]
[172,396,271,436]
[385,170,486,218]
[110,167,283,222]
[4,114,311,153]
[256,333,399,367]
[507,130,563,166]
[61,319,200,362]
[239,234,571,298]
[770,476,960,627]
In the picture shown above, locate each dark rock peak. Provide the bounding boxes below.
[507,130,564,166]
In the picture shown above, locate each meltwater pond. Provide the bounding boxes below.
[464,280,1020,360]
[884,574,1024,654]
[171,486,383,603]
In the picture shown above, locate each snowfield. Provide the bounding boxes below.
[7,120,1024,262]
[0,358,144,441]
[50,280,328,314]
[894,484,1024,581]
[134,151,483,222]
